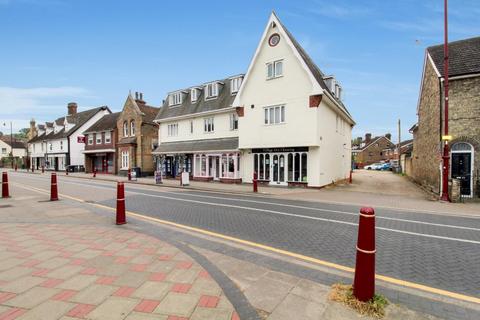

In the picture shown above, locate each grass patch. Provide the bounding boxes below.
[329,284,388,318]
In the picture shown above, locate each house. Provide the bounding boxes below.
[152,75,243,182]
[0,137,27,167]
[116,92,159,177]
[82,112,120,174]
[384,139,413,172]
[411,36,480,198]
[28,103,111,171]
[233,12,355,187]
[352,133,394,168]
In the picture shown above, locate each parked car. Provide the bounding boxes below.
[66,165,85,172]
[364,163,383,170]
[377,163,392,171]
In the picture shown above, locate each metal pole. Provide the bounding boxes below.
[440,0,450,201]
[10,122,13,168]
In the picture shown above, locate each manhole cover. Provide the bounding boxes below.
[0,205,12,209]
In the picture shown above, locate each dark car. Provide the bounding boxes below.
[66,165,85,172]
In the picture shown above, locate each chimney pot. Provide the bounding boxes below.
[365,133,372,143]
[385,133,392,140]
[140,92,143,101]
[67,102,78,115]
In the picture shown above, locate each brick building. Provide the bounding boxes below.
[352,133,394,168]
[411,36,480,198]
[116,93,159,176]
[82,112,120,174]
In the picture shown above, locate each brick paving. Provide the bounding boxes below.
[0,223,236,320]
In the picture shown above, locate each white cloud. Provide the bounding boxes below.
[0,86,91,120]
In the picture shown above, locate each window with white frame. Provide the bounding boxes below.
[231,77,242,94]
[105,131,111,144]
[167,123,178,136]
[88,134,93,145]
[96,133,102,144]
[130,120,135,136]
[230,113,238,130]
[1,148,6,154]
[169,92,182,106]
[205,83,218,99]
[121,151,129,169]
[123,121,128,137]
[264,105,285,125]
[191,88,198,103]
[267,60,283,79]
[204,117,214,133]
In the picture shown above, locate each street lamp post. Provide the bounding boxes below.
[2,121,14,168]
[440,0,450,201]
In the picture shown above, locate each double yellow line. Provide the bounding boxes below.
[11,181,480,305]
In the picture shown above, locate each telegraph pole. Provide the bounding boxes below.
[440,0,450,201]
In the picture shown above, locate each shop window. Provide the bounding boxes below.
[301,153,308,182]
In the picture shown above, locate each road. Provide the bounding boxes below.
[7,171,480,300]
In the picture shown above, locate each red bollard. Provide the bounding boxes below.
[353,207,376,302]
[31,166,34,173]
[116,182,126,225]
[65,169,69,176]
[127,168,132,181]
[50,173,59,201]
[2,172,10,198]
[14,164,17,172]
[253,171,258,193]
[93,169,96,178]
[42,166,45,174]
[349,170,353,184]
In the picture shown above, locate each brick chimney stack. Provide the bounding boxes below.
[385,133,392,140]
[365,133,372,144]
[135,92,146,105]
[28,118,37,140]
[67,102,78,115]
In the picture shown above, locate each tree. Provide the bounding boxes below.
[13,128,29,140]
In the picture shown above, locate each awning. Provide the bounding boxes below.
[153,137,239,154]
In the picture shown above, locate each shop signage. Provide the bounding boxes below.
[77,136,86,143]
[252,147,308,153]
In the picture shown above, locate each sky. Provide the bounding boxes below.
[0,0,479,141]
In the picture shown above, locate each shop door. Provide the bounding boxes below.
[271,154,286,185]
[452,152,472,197]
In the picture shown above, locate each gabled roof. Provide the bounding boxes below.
[357,136,393,152]
[0,137,26,149]
[427,36,480,77]
[233,12,354,124]
[123,94,160,124]
[155,76,240,121]
[83,112,120,134]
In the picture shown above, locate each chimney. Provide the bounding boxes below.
[135,92,145,104]
[29,118,37,139]
[365,133,372,144]
[67,102,78,115]
[385,133,392,140]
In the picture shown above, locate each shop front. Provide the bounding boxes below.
[45,153,67,171]
[153,137,241,183]
[252,147,308,186]
[84,150,115,174]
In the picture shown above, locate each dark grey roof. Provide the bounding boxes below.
[275,13,352,118]
[0,138,26,149]
[153,137,239,154]
[83,112,120,134]
[28,106,109,143]
[428,36,480,77]
[155,76,240,121]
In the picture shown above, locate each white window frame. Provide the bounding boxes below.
[123,121,128,137]
[105,131,111,144]
[264,105,285,125]
[205,83,218,99]
[204,117,214,133]
[167,123,178,137]
[231,77,242,94]
[191,88,198,103]
[267,60,283,79]
[96,133,102,144]
[130,120,135,136]
[230,113,238,131]
[169,92,182,106]
[88,134,93,145]
[121,151,129,169]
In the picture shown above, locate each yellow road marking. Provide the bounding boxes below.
[10,182,480,305]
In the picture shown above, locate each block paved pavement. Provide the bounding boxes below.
[0,188,239,319]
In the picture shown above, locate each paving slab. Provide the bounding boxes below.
[154,292,200,317]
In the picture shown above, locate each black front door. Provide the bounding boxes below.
[451,153,472,196]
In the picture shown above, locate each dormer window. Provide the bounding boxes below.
[169,92,182,106]
[205,83,219,99]
[231,77,242,94]
[191,88,199,103]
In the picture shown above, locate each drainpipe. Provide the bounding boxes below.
[440,0,450,202]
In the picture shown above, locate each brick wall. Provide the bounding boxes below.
[355,137,393,166]
[412,60,442,193]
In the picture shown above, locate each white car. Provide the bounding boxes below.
[364,163,383,170]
